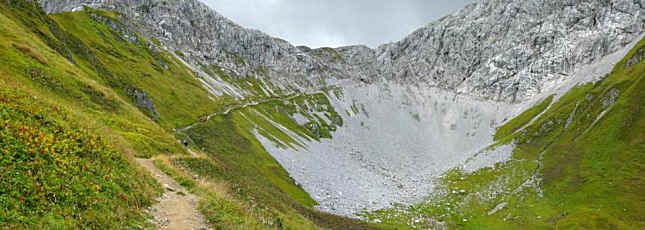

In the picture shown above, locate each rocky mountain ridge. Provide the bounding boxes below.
[38,0,645,102]
[372,0,645,101]
[38,0,339,97]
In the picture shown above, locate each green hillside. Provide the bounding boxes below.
[0,1,380,229]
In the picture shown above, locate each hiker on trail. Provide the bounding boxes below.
[183,139,189,147]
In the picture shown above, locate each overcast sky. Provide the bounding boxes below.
[201,0,473,48]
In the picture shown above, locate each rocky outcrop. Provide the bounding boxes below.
[131,89,159,120]
[626,43,645,68]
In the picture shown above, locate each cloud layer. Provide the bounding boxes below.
[201,0,473,48]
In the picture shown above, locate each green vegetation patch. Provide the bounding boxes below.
[0,1,190,158]
[50,8,221,129]
[494,95,554,141]
[153,159,197,191]
[173,157,224,181]
[199,193,270,229]
[187,112,315,207]
[0,88,158,229]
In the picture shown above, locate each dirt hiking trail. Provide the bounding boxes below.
[136,158,210,230]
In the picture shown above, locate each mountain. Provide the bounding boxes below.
[38,0,645,102]
[373,0,644,101]
[1,0,644,229]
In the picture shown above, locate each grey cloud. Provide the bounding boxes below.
[201,0,473,48]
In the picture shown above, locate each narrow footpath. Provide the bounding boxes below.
[136,158,210,230]
[176,93,310,133]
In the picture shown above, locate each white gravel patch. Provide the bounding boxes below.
[461,143,516,173]
[256,82,516,216]
[291,113,309,125]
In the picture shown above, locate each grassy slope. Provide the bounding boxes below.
[0,1,196,158]
[494,95,554,142]
[0,1,390,229]
[0,85,160,229]
[366,37,645,229]
[49,8,222,130]
[0,1,161,228]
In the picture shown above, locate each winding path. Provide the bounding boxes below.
[144,91,321,229]
[176,93,308,133]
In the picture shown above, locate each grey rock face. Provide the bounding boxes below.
[131,89,159,120]
[371,0,644,102]
[39,0,337,94]
[38,0,645,103]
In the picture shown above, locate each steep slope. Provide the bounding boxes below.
[254,0,645,217]
[0,1,384,229]
[39,0,342,97]
[372,0,645,101]
[257,32,644,216]
[0,1,164,228]
[366,36,645,229]
[38,0,645,102]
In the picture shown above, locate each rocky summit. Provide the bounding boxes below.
[2,0,645,229]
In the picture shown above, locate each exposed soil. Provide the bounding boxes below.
[136,158,210,230]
